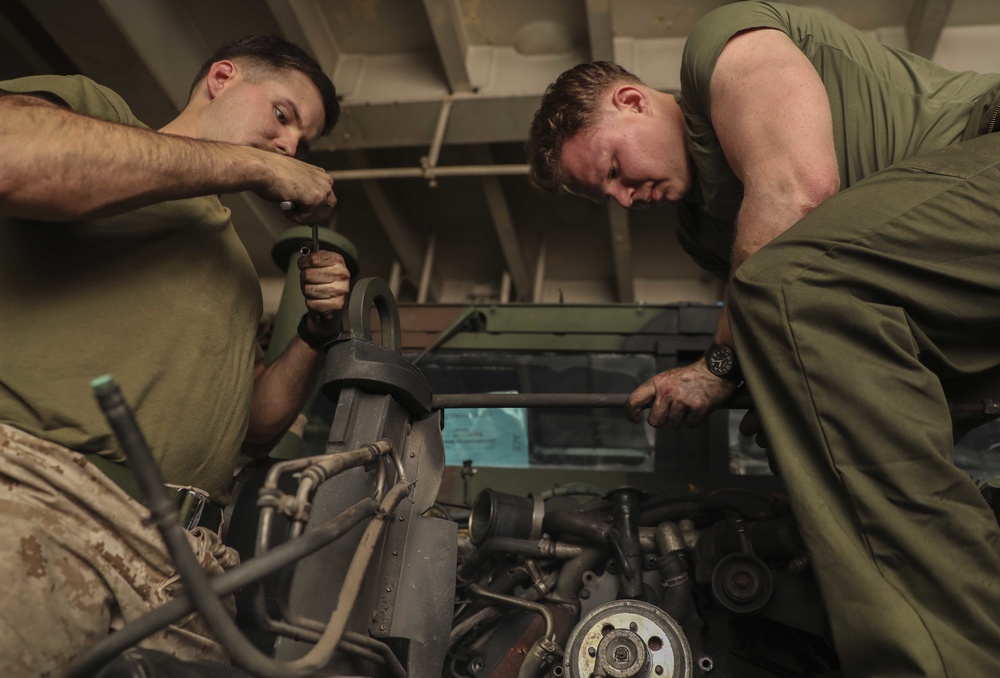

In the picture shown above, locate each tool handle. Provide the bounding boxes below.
[296,221,325,325]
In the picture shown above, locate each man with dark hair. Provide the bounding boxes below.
[190,35,340,138]
[0,35,348,673]
[528,2,1000,675]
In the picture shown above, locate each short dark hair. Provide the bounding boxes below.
[191,35,340,135]
[527,61,642,192]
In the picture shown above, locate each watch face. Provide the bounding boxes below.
[706,344,735,377]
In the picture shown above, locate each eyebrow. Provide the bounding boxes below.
[279,97,303,127]
[278,96,315,158]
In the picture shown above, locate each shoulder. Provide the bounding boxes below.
[681,3,786,112]
[686,2,854,104]
[0,74,140,126]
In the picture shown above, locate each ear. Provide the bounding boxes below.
[204,60,238,100]
[611,85,648,114]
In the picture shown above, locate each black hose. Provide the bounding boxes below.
[541,509,610,545]
[69,377,382,678]
[638,501,718,526]
[91,378,305,678]
[69,493,378,677]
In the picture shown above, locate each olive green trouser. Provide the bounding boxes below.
[728,132,1000,677]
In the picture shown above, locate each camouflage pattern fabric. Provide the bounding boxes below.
[0,423,239,677]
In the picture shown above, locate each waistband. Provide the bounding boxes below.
[83,451,223,532]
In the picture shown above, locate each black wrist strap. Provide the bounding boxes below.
[297,313,340,351]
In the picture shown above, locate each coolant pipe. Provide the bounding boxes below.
[283,481,411,674]
[638,501,712,526]
[542,509,611,545]
[450,568,532,649]
[608,489,644,599]
[655,522,693,623]
[553,547,607,603]
[457,537,583,582]
[468,584,560,678]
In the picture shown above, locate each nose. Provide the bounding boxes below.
[610,185,634,208]
[274,133,298,157]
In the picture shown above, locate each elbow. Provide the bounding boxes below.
[241,421,285,460]
[244,414,288,448]
[799,169,840,215]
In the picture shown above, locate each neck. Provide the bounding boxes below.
[159,106,198,138]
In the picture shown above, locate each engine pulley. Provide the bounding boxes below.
[563,600,692,678]
[710,552,774,614]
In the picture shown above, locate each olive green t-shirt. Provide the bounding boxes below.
[676,1,1000,278]
[0,75,263,502]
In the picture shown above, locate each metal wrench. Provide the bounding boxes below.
[280,201,325,326]
[280,201,319,256]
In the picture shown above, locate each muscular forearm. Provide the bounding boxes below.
[0,94,268,220]
[244,338,325,456]
[0,94,330,222]
[245,252,349,457]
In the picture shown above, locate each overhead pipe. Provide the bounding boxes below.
[334,96,529,183]
[421,98,453,187]
[328,164,529,182]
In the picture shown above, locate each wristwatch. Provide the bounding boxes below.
[705,343,742,382]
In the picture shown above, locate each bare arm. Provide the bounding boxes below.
[0,93,334,223]
[627,29,839,429]
[710,28,840,268]
[625,294,737,428]
[242,250,350,457]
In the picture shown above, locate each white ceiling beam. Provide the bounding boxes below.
[585,0,615,62]
[347,151,441,300]
[326,95,542,150]
[472,147,532,301]
[907,0,952,59]
[607,203,634,303]
[421,0,474,93]
[264,0,342,76]
[98,0,208,109]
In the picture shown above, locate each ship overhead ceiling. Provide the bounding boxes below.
[2,0,999,305]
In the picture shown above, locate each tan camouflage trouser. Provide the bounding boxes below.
[0,423,240,677]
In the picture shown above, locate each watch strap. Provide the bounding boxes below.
[297,313,340,351]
